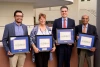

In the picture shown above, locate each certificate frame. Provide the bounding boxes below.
[9,35,30,54]
[56,28,75,44]
[36,35,53,52]
[77,33,95,50]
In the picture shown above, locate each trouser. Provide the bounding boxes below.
[78,49,94,67]
[35,52,50,67]
[9,53,26,67]
[56,45,72,67]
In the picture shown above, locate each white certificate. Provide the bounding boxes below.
[13,39,26,50]
[60,32,71,40]
[42,48,47,51]
[39,39,50,48]
[80,36,92,46]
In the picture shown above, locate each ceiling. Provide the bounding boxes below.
[0,0,73,8]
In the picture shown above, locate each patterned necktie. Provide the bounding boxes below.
[63,19,67,28]
[82,26,86,33]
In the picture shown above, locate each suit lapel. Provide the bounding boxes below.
[67,18,69,28]
[80,24,82,33]
[59,18,62,28]
[11,23,15,36]
[87,24,90,34]
[22,24,26,35]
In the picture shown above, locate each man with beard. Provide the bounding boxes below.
[2,10,28,67]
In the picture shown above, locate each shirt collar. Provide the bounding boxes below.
[14,21,22,26]
[82,24,88,28]
[62,17,68,21]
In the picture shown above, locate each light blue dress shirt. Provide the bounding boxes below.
[62,18,68,28]
[14,22,24,36]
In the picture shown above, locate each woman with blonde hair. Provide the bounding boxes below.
[30,13,56,67]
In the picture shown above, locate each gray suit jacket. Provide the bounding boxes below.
[2,22,28,55]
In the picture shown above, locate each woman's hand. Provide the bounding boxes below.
[32,44,40,53]
[51,46,56,52]
[34,47,40,53]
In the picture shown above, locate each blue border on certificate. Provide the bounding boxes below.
[9,36,30,54]
[36,35,53,52]
[56,28,74,44]
[77,34,95,49]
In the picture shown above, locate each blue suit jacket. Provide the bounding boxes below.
[2,22,28,56]
[52,17,75,46]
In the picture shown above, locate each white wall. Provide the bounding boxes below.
[0,2,34,26]
[35,0,79,25]
[79,9,96,26]
[78,0,96,26]
[0,2,34,40]
[79,0,97,10]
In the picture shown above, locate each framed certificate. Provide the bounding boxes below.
[77,33,95,50]
[36,35,53,52]
[9,36,30,54]
[56,28,74,44]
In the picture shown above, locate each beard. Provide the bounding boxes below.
[15,19,22,23]
[16,22,22,23]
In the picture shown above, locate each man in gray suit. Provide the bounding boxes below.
[2,10,28,67]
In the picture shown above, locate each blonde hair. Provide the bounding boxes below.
[38,13,46,20]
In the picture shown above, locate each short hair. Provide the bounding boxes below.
[14,10,23,16]
[81,15,89,19]
[38,13,46,20]
[60,6,68,10]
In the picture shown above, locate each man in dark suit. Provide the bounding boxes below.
[2,10,28,67]
[52,6,75,67]
[75,15,98,67]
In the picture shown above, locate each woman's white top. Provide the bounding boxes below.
[37,28,51,35]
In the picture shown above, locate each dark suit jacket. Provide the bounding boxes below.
[52,17,75,47]
[2,22,28,56]
[75,24,98,56]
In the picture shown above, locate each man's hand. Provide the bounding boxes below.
[90,47,96,52]
[68,43,72,46]
[76,36,79,40]
[55,40,59,45]
[8,51,13,55]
